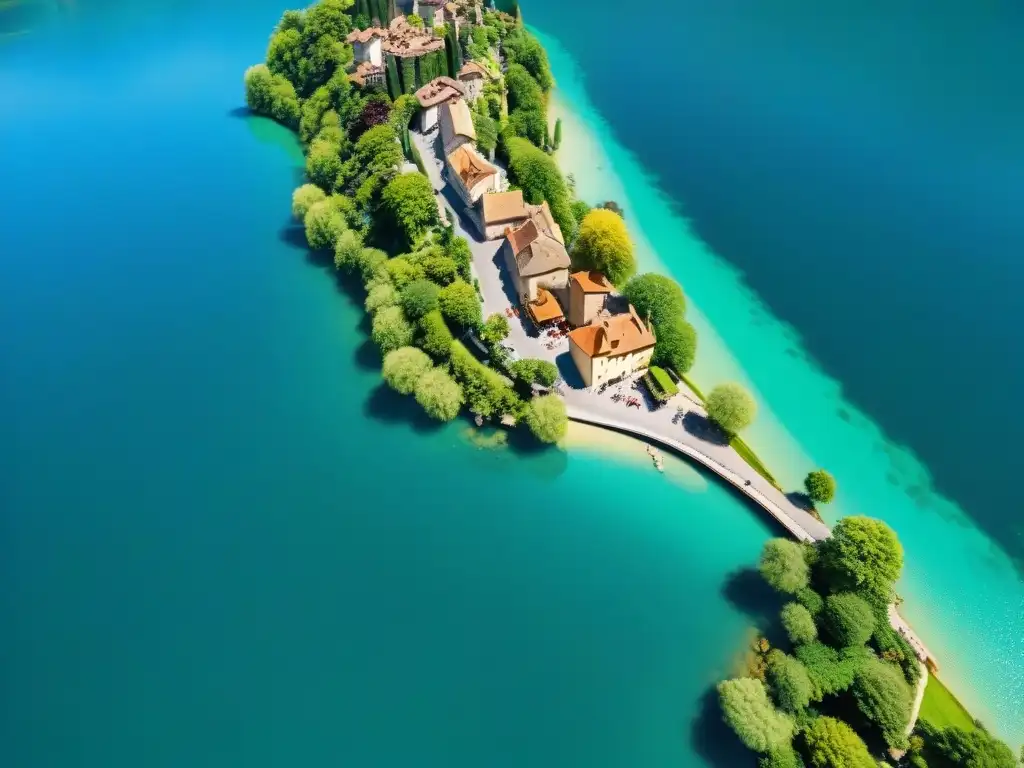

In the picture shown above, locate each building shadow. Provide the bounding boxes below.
[688,687,759,768]
[682,411,730,446]
[555,351,585,389]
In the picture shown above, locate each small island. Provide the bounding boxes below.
[242,1,1020,765]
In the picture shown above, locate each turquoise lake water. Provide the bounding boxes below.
[1,0,1021,763]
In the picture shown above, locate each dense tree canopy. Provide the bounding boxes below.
[572,209,637,286]
[759,538,810,594]
[504,137,576,241]
[819,516,904,602]
[399,278,441,319]
[823,593,877,648]
[504,63,545,113]
[706,382,757,434]
[502,29,552,90]
[438,280,482,329]
[923,724,1018,768]
[851,657,912,748]
[766,650,813,714]
[507,107,547,147]
[381,172,438,248]
[805,469,837,504]
[717,678,795,754]
[796,643,873,701]
[333,228,363,272]
[418,310,454,360]
[292,183,327,220]
[509,358,559,388]
[622,273,687,327]
[371,305,415,354]
[652,317,698,374]
[365,283,399,314]
[480,313,510,345]
[414,368,463,422]
[449,342,520,419]
[802,717,875,768]
[382,346,433,395]
[304,199,346,251]
[525,395,568,444]
[244,64,301,128]
[780,602,818,646]
[306,137,344,190]
[472,110,498,156]
[759,747,801,768]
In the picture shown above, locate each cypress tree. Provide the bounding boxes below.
[445,24,463,77]
[401,57,416,94]
[387,0,397,23]
[553,118,562,149]
[355,0,370,22]
[385,54,401,100]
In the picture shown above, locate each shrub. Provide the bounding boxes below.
[292,184,327,220]
[365,283,399,314]
[759,538,810,594]
[507,107,547,147]
[706,382,757,434]
[303,199,346,251]
[399,278,441,319]
[502,29,552,90]
[504,62,544,113]
[644,365,679,402]
[419,310,455,360]
[382,346,433,395]
[480,313,510,345]
[802,717,875,768]
[371,305,415,355]
[805,470,837,504]
[572,208,637,286]
[472,109,498,156]
[525,395,567,444]
[766,650,813,713]
[717,678,796,754]
[819,516,903,603]
[438,280,482,329]
[652,317,698,374]
[333,228,364,272]
[509,358,558,388]
[623,273,687,327]
[823,593,876,648]
[851,657,912,749]
[781,603,818,646]
[449,341,520,419]
[871,621,921,686]
[414,368,464,422]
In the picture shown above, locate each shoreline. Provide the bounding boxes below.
[540,38,1004,736]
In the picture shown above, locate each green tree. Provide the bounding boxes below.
[796,643,872,700]
[304,200,347,251]
[372,305,415,354]
[553,117,563,149]
[386,54,402,99]
[781,603,818,646]
[292,183,327,220]
[851,657,912,748]
[706,382,757,434]
[472,109,499,156]
[823,593,876,648]
[381,173,439,248]
[306,138,344,190]
[358,247,389,283]
[382,346,433,395]
[385,256,425,289]
[650,317,696,374]
[502,28,552,90]
[365,283,399,314]
[509,359,559,388]
[244,64,301,128]
[717,678,796,754]
[819,516,904,603]
[507,107,547,147]
[504,137,576,241]
[622,273,687,327]
[419,310,455,359]
[525,395,567,444]
[400,278,441,319]
[438,280,482,329]
[570,199,591,226]
[926,726,1017,768]
[766,650,813,713]
[504,63,544,112]
[333,228,364,271]
[266,27,304,87]
[418,253,460,285]
[759,538,810,594]
[449,341,520,418]
[572,208,637,286]
[802,717,875,768]
[805,470,837,504]
[796,587,825,617]
[480,313,510,345]
[415,368,464,421]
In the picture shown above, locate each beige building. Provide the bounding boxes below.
[347,27,386,67]
[415,76,465,131]
[446,144,500,208]
[439,98,476,156]
[568,306,657,388]
[477,190,529,240]
[567,270,616,327]
[502,202,571,302]
[457,60,489,102]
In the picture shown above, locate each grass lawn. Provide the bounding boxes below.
[919,674,975,731]
[730,436,783,491]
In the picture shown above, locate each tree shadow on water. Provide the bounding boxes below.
[689,686,759,768]
[682,411,729,446]
[279,223,309,252]
[363,384,445,435]
[722,567,785,627]
[354,338,381,372]
[785,491,815,513]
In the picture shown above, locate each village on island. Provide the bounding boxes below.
[242,1,1022,766]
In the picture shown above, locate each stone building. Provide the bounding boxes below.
[567,270,617,327]
[439,98,476,155]
[568,307,656,388]
[476,190,529,240]
[414,76,465,131]
[501,202,570,302]
[446,144,500,208]
[457,60,489,102]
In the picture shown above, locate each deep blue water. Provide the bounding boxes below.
[526,1,1024,569]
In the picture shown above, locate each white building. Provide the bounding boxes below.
[346,27,385,67]
[414,76,465,132]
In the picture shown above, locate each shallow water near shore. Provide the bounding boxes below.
[533,19,1024,742]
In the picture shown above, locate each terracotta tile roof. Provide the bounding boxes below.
[382,16,446,57]
[527,288,565,324]
[440,98,475,143]
[458,60,489,80]
[350,61,385,87]
[571,270,614,294]
[524,201,564,245]
[447,144,498,189]
[346,27,386,43]
[505,205,570,277]
[414,76,465,107]
[479,191,527,225]
[568,306,655,359]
